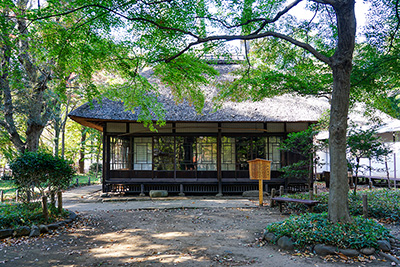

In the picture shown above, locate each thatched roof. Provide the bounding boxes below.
[69,64,330,131]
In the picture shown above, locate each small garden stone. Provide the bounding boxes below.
[47,223,60,230]
[69,211,77,220]
[277,236,294,251]
[13,226,30,237]
[263,231,278,243]
[314,244,337,256]
[149,190,168,197]
[339,249,359,257]
[29,225,40,237]
[360,248,375,255]
[0,229,13,239]
[39,225,49,233]
[377,240,391,252]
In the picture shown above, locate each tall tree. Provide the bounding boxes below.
[0,0,54,153]
[0,0,162,155]
[29,0,399,223]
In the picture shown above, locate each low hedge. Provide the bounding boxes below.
[265,212,392,249]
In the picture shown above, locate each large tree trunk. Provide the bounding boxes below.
[328,0,356,223]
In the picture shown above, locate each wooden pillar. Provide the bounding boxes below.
[363,194,368,218]
[42,196,48,222]
[258,179,263,206]
[0,191,3,202]
[279,185,284,196]
[270,188,276,207]
[216,125,223,196]
[313,184,318,195]
[179,184,185,196]
[309,188,314,200]
[140,184,145,197]
[57,191,63,213]
[102,123,107,193]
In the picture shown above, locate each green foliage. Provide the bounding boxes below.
[283,189,400,222]
[265,213,391,249]
[89,163,102,174]
[279,127,320,180]
[154,55,218,114]
[279,161,309,180]
[280,127,317,158]
[215,38,333,103]
[9,152,76,200]
[0,202,68,229]
[347,125,391,194]
[347,125,391,166]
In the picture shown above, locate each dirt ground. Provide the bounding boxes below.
[0,204,399,267]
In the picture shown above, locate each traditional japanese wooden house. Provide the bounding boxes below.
[69,65,329,195]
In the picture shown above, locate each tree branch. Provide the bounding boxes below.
[310,0,335,5]
[195,0,303,32]
[166,31,331,65]
[253,0,303,34]
[388,0,400,52]
[25,3,199,39]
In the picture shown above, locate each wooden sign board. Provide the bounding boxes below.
[248,158,272,180]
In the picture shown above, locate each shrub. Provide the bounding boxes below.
[265,213,391,249]
[0,202,68,229]
[282,189,400,222]
[10,152,76,201]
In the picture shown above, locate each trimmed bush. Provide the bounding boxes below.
[10,152,75,201]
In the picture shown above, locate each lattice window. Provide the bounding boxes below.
[197,136,217,171]
[267,136,282,170]
[133,137,152,170]
[153,136,175,171]
[222,137,235,171]
[176,136,197,170]
[110,136,130,170]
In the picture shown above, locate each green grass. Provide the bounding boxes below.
[70,174,101,187]
[282,188,400,222]
[0,180,17,200]
[0,180,16,191]
[265,213,392,249]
